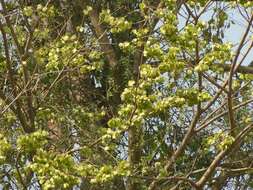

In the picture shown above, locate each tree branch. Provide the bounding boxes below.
[0,20,30,133]
[196,124,253,188]
[227,13,253,136]
[88,8,117,68]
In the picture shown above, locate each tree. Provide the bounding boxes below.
[0,0,253,189]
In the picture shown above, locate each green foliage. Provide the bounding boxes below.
[100,9,132,33]
[17,130,48,153]
[89,161,130,184]
[0,0,253,190]
[29,150,80,190]
[205,132,235,151]
[0,134,11,164]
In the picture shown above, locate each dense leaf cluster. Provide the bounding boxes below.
[0,0,253,189]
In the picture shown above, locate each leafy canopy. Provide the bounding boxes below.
[0,0,253,189]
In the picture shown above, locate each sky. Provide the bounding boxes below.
[220,6,253,66]
[178,3,253,66]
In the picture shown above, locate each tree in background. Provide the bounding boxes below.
[0,0,253,189]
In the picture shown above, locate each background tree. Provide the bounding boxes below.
[0,0,253,189]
